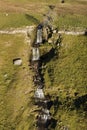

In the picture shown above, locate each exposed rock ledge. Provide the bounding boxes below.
[0,26,85,35]
[0,26,35,34]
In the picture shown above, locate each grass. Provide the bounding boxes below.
[0,34,36,130]
[41,35,87,130]
[43,35,87,96]
[0,0,87,30]
[54,110,87,130]
[0,13,39,29]
[0,0,87,130]
[55,14,87,31]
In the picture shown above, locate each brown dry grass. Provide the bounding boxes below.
[0,0,46,14]
[0,0,87,15]
[0,0,87,30]
[55,3,87,16]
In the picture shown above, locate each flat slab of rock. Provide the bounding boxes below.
[35,88,45,99]
[13,58,22,66]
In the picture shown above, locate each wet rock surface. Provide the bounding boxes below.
[30,24,56,130]
[29,6,64,129]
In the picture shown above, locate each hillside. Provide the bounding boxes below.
[0,0,87,130]
[42,35,87,130]
[0,0,87,30]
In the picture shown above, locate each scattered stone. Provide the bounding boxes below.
[84,28,87,36]
[48,38,53,44]
[4,73,8,78]
[13,58,22,66]
[6,13,8,16]
[35,88,45,99]
[24,89,32,95]
[61,0,65,3]
[43,27,48,41]
[20,106,24,111]
[53,29,58,34]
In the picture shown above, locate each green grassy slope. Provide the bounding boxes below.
[0,33,87,130]
[0,13,39,29]
[43,35,87,97]
[0,0,87,130]
[42,35,87,130]
[0,0,87,30]
[0,34,36,130]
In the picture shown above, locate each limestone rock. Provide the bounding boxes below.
[13,58,22,66]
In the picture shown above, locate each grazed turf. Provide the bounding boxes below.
[0,0,87,30]
[41,35,87,130]
[0,0,87,130]
[0,34,36,130]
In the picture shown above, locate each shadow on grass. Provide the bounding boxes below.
[53,96,62,115]
[48,118,57,130]
[40,47,58,64]
[74,94,87,111]
[25,14,39,24]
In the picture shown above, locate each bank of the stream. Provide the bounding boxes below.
[41,34,87,130]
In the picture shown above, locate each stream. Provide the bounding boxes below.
[30,24,53,130]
